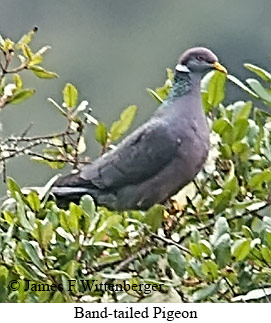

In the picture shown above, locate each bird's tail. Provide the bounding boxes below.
[21,173,94,208]
[52,172,96,208]
[51,186,92,207]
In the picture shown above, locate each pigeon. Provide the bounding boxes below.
[52,47,227,210]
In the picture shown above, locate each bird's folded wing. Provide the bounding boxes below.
[80,119,179,189]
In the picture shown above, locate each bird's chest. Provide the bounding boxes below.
[176,118,210,168]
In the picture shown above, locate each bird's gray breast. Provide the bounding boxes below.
[131,114,210,209]
[176,116,210,175]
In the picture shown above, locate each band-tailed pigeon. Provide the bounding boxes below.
[52,47,227,210]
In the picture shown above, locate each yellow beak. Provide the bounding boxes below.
[213,61,227,74]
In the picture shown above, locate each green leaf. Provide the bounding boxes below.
[69,203,83,234]
[248,170,271,191]
[47,270,73,280]
[15,192,33,231]
[260,246,271,263]
[207,70,227,106]
[146,69,172,102]
[144,204,164,232]
[193,283,218,302]
[8,89,35,104]
[7,177,23,199]
[212,190,231,213]
[3,210,14,225]
[189,242,202,258]
[63,83,78,108]
[155,82,171,100]
[110,105,137,142]
[62,260,79,278]
[15,259,46,280]
[227,74,259,98]
[166,68,174,82]
[16,27,37,48]
[191,230,200,244]
[263,216,271,230]
[95,122,108,146]
[0,266,8,302]
[201,260,219,280]
[220,143,232,159]
[247,121,260,147]
[233,101,252,122]
[212,118,233,144]
[225,175,239,196]
[201,70,215,92]
[211,217,229,243]
[97,253,122,266]
[213,233,231,268]
[242,225,253,238]
[60,211,73,235]
[167,246,186,277]
[265,231,271,248]
[27,191,41,212]
[232,141,250,157]
[21,43,34,60]
[189,259,204,278]
[233,118,249,141]
[244,63,271,82]
[201,92,213,113]
[80,195,96,234]
[199,240,212,256]
[146,88,164,103]
[13,74,23,89]
[232,288,271,302]
[31,157,66,169]
[93,214,122,241]
[21,240,44,271]
[28,54,43,66]
[29,65,58,79]
[155,87,169,101]
[213,176,239,213]
[246,78,271,103]
[232,239,251,261]
[2,38,14,51]
[80,195,95,219]
[254,107,271,126]
[33,220,53,250]
[144,253,160,269]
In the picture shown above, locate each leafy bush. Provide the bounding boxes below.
[1,30,271,303]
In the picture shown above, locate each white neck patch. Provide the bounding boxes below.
[175,64,190,73]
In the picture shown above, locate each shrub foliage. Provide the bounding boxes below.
[1,30,271,303]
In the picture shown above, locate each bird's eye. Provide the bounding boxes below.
[196,55,204,61]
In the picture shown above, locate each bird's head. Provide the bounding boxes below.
[175,47,227,75]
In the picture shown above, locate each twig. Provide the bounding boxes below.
[179,201,271,243]
[2,159,7,183]
[149,231,191,254]
[26,151,75,164]
[224,277,237,297]
[20,123,34,138]
[73,127,83,169]
[112,246,152,274]
[3,64,27,74]
[1,131,73,144]
[261,285,271,303]
[0,141,42,161]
